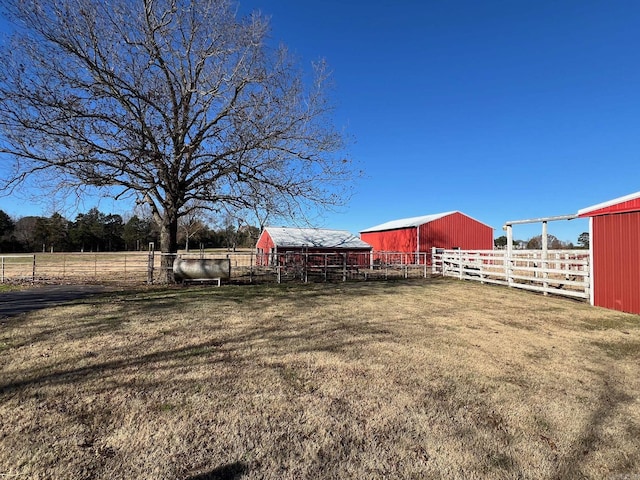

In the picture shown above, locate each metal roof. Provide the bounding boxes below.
[264,227,372,249]
[578,191,640,217]
[360,211,459,233]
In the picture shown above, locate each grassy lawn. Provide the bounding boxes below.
[0,284,22,293]
[1,278,639,479]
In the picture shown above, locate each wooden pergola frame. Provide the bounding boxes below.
[502,214,579,292]
[502,214,578,255]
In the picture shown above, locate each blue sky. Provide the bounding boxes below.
[3,1,640,243]
[238,0,640,242]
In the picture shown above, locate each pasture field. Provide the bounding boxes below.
[1,252,152,284]
[0,279,639,479]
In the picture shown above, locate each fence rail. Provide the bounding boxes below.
[431,248,590,300]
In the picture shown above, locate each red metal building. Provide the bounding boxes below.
[578,191,640,315]
[360,211,493,261]
[255,226,372,266]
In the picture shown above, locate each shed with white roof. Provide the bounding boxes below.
[255,226,372,266]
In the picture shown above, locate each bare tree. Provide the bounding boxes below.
[526,234,567,250]
[178,208,207,252]
[0,0,354,279]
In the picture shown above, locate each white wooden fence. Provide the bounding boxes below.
[431,248,590,300]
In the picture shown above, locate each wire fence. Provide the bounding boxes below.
[0,250,433,285]
[0,252,152,284]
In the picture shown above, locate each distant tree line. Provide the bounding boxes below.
[494,232,589,250]
[0,208,260,253]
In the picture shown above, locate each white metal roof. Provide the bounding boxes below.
[264,226,372,249]
[577,191,640,216]
[360,211,458,233]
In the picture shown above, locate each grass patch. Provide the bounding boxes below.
[0,284,24,293]
[593,339,640,359]
[0,280,639,479]
[580,313,640,331]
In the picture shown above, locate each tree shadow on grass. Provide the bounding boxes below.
[0,296,396,396]
[1,278,440,351]
[185,461,248,480]
[0,278,448,399]
[552,366,636,479]
[0,277,443,324]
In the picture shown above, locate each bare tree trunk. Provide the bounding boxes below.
[160,214,178,283]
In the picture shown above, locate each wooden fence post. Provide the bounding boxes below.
[431,247,437,275]
[505,225,513,287]
[342,253,347,282]
[324,254,328,282]
[542,221,549,295]
[249,252,253,283]
[423,253,427,278]
[585,257,590,300]
[147,242,155,284]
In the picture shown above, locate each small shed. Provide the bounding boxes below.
[360,211,494,261]
[578,191,640,315]
[256,226,372,266]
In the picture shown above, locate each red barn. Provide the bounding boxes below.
[578,191,640,315]
[360,211,493,261]
[256,226,372,266]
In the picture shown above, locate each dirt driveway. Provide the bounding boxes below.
[0,285,108,319]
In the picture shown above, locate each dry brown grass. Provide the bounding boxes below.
[1,278,639,479]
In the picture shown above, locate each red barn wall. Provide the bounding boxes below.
[361,213,493,255]
[592,212,640,315]
[419,212,493,251]
[360,228,416,253]
[255,230,275,252]
[255,231,276,266]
